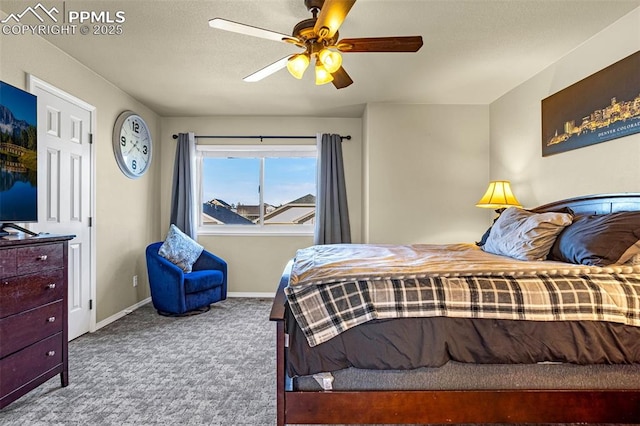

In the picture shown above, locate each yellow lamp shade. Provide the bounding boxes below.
[476,180,522,209]
[287,54,310,79]
[315,61,334,85]
[318,48,342,73]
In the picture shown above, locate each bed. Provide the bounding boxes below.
[269,193,640,425]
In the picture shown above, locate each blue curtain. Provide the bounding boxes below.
[170,132,196,238]
[315,133,351,245]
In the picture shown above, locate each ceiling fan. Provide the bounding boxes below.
[209,0,423,89]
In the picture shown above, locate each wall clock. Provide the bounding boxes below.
[112,110,153,178]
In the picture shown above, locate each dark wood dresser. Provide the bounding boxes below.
[0,234,74,409]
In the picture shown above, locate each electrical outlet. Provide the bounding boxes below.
[133,275,138,287]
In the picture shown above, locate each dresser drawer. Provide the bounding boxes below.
[0,333,62,397]
[0,269,64,318]
[0,249,16,279]
[0,301,63,358]
[16,244,64,276]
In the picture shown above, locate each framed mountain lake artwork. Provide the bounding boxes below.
[0,81,38,223]
[541,50,640,157]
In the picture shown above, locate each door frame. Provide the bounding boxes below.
[27,74,97,335]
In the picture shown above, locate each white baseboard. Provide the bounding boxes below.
[95,297,152,331]
[227,292,275,298]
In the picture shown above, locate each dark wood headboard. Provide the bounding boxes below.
[532,193,640,215]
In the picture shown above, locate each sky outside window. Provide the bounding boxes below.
[202,157,259,206]
[202,156,316,207]
[264,157,316,206]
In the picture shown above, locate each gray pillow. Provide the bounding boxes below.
[549,212,640,266]
[158,224,204,273]
[482,207,573,261]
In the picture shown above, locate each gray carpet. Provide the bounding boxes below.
[0,298,276,425]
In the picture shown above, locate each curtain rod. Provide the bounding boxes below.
[172,134,351,142]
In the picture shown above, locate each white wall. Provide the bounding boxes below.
[160,116,362,294]
[490,9,640,207]
[1,24,162,322]
[363,103,491,244]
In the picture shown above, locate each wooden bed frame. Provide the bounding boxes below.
[269,193,640,425]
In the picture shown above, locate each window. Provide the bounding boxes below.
[197,145,317,234]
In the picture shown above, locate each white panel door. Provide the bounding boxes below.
[31,78,93,341]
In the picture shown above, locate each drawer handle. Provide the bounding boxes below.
[47,316,56,323]
[47,283,56,289]
[46,351,56,357]
[38,255,48,261]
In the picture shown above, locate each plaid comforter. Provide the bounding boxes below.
[285,244,640,347]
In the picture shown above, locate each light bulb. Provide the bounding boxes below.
[318,49,342,73]
[315,61,334,85]
[287,54,310,79]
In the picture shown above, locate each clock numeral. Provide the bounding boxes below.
[132,159,137,170]
[120,136,126,147]
[132,121,140,134]
[143,145,148,155]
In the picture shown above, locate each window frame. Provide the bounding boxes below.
[196,144,317,236]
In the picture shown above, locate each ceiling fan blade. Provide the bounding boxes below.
[337,36,423,53]
[243,56,291,82]
[314,0,356,41]
[209,18,298,44]
[331,67,353,89]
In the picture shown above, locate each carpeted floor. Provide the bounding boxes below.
[0,298,276,425]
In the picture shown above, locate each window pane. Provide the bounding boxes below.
[263,157,316,226]
[201,157,259,225]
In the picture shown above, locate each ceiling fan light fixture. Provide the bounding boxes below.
[287,54,310,79]
[210,0,422,90]
[315,60,334,85]
[318,48,342,73]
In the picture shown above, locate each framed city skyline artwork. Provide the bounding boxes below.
[541,50,640,157]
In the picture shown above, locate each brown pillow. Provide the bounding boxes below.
[549,211,640,266]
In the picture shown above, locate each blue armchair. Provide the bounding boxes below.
[145,242,227,315]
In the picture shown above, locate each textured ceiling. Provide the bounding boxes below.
[3,0,639,117]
